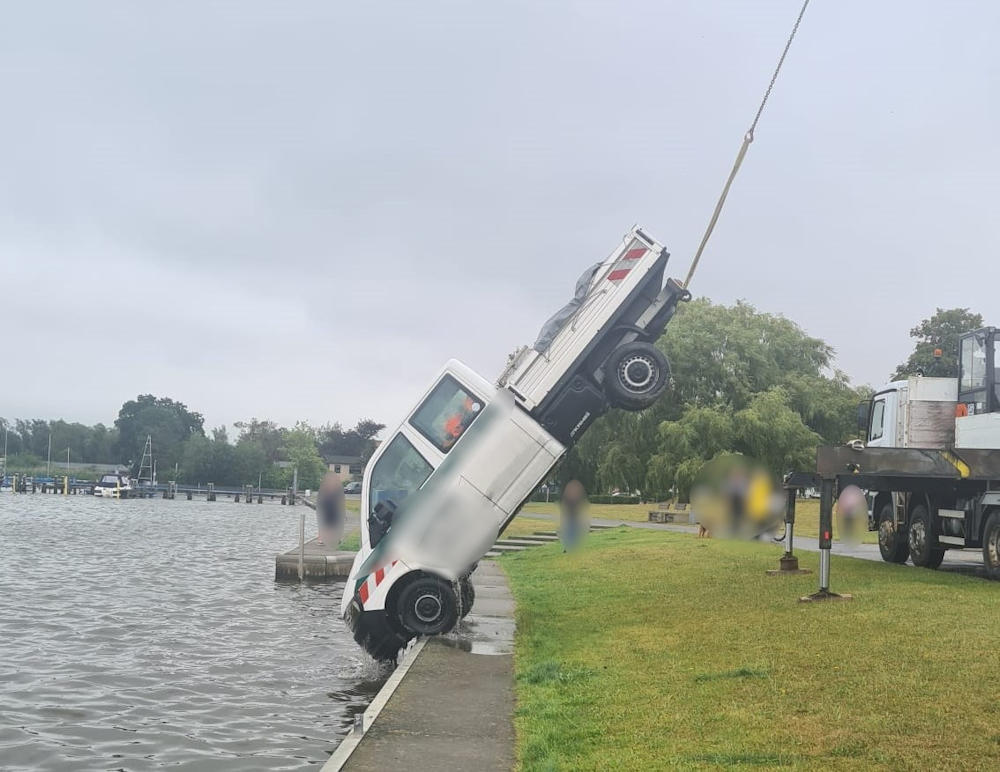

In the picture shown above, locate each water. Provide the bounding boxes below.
[0,495,385,771]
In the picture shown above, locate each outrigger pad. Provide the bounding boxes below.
[798,590,853,603]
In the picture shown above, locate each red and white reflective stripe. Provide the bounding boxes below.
[358,560,399,608]
[607,244,647,283]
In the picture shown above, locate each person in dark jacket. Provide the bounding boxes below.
[317,472,346,546]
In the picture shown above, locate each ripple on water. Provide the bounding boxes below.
[0,496,388,770]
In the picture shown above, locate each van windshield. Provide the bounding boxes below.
[409,375,484,452]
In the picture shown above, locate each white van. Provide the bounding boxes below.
[342,226,689,659]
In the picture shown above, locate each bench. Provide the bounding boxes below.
[648,501,687,523]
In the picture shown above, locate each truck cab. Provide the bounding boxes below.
[865,377,958,450]
[855,327,1000,577]
[341,226,690,659]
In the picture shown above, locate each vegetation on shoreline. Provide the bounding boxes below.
[2,403,382,490]
[502,528,1000,770]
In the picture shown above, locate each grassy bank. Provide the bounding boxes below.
[502,528,1000,770]
[522,499,878,545]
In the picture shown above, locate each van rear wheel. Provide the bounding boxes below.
[396,575,459,636]
[604,342,670,411]
[877,502,909,564]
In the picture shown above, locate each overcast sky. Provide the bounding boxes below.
[2,1,997,433]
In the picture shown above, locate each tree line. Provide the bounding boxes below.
[3,302,980,499]
[1,396,383,491]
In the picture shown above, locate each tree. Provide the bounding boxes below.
[284,423,327,489]
[892,308,983,380]
[115,395,205,475]
[317,418,385,465]
[566,298,860,496]
[732,388,820,477]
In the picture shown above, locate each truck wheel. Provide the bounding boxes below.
[908,504,945,569]
[459,577,475,618]
[396,575,459,636]
[877,502,909,564]
[604,342,670,411]
[983,510,1000,581]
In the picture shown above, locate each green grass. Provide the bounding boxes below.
[338,530,360,551]
[501,528,1000,771]
[522,499,878,545]
[502,516,559,538]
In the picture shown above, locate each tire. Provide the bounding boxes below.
[459,577,475,618]
[603,342,671,411]
[983,510,1000,581]
[877,501,909,564]
[396,575,459,636]
[908,504,945,569]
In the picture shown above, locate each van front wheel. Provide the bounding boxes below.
[604,342,670,411]
[396,575,459,636]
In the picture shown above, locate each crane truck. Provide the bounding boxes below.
[340,226,690,660]
[790,327,1000,584]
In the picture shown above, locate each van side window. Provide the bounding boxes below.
[369,434,433,516]
[869,399,886,441]
[409,375,484,452]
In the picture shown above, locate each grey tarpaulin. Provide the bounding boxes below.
[532,262,602,353]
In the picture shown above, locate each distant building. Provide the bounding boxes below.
[326,454,363,481]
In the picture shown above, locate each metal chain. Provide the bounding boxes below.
[748,0,811,140]
[683,0,812,288]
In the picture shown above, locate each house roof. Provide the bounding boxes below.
[325,454,362,464]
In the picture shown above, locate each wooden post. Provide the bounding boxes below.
[298,511,305,581]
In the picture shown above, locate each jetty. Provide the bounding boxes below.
[275,537,355,581]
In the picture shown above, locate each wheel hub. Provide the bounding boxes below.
[878,519,895,549]
[910,519,926,556]
[619,355,657,393]
[988,526,1000,568]
[414,593,443,623]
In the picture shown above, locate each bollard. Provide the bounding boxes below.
[207,482,216,502]
[257,493,263,504]
[281,495,287,505]
[287,487,295,506]
[63,476,68,495]
[298,511,305,581]
[234,493,240,503]
[186,490,192,500]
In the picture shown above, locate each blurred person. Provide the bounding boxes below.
[560,480,588,552]
[317,472,346,546]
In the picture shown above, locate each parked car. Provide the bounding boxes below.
[343,481,362,495]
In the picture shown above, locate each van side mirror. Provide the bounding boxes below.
[857,401,870,434]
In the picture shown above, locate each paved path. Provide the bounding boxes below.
[343,561,515,771]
